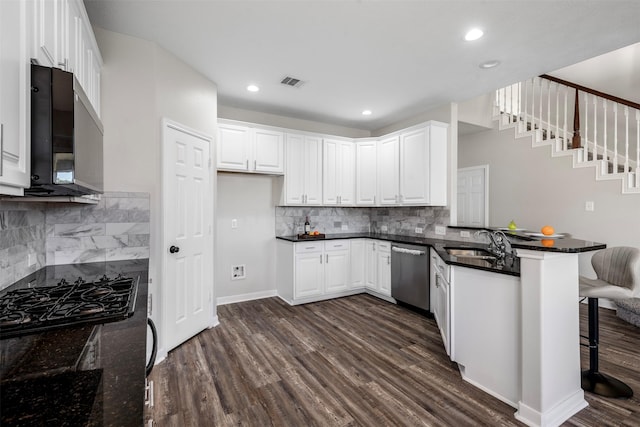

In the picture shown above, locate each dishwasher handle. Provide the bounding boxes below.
[391,246,426,256]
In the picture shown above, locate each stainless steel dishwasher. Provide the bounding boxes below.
[391,243,430,313]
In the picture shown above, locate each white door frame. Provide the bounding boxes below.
[457,165,489,227]
[160,118,217,358]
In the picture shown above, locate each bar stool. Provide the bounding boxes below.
[579,246,640,398]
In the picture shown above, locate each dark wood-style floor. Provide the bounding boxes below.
[146,295,640,426]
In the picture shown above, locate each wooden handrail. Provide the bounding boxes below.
[540,74,640,110]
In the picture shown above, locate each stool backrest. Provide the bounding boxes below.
[592,247,640,296]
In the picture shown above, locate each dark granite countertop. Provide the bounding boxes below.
[0,259,149,427]
[447,225,606,253]
[277,230,605,276]
[277,233,521,276]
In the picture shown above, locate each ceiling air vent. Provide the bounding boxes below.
[280,76,304,88]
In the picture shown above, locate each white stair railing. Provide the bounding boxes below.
[495,75,640,194]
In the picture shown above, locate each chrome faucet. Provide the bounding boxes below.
[475,230,514,259]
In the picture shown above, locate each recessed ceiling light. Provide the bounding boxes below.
[479,60,500,69]
[362,110,372,116]
[464,28,484,41]
[247,84,259,92]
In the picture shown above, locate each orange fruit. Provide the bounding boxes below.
[541,225,555,236]
[541,239,554,247]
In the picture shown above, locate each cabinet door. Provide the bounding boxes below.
[377,246,391,296]
[350,239,365,288]
[337,141,355,205]
[325,249,350,293]
[364,240,377,290]
[322,138,339,204]
[253,128,284,173]
[0,0,30,195]
[377,136,399,205]
[284,134,305,204]
[428,124,448,206]
[304,136,323,204]
[217,124,250,171]
[33,0,62,67]
[294,252,324,299]
[356,140,377,205]
[62,0,80,74]
[400,127,429,205]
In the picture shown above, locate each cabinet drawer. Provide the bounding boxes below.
[377,241,391,251]
[325,240,350,251]
[295,242,324,253]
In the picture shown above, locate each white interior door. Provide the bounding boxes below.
[163,120,213,352]
[457,166,488,227]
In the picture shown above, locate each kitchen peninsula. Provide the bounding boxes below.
[277,231,605,427]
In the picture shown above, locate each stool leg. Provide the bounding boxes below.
[581,298,634,398]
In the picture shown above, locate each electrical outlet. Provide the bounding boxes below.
[460,230,471,238]
[435,225,446,235]
[585,201,595,212]
[27,253,36,267]
[415,227,423,234]
[231,265,246,280]
[341,224,348,231]
[231,219,238,228]
[380,225,388,232]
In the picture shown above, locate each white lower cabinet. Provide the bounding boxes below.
[350,239,365,288]
[363,240,391,297]
[430,248,451,357]
[277,240,356,304]
[324,241,350,293]
[294,248,324,299]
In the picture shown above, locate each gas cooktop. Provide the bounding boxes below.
[0,274,139,339]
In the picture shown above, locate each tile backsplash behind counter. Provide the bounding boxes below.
[276,206,451,237]
[0,192,150,290]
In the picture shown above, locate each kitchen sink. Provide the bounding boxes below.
[445,247,495,258]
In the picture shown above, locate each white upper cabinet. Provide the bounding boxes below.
[323,138,355,205]
[377,135,400,205]
[377,122,448,206]
[31,0,102,116]
[0,0,31,195]
[355,140,377,205]
[400,127,430,205]
[284,133,322,205]
[217,121,284,174]
[32,0,61,68]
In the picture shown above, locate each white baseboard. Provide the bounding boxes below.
[216,289,278,306]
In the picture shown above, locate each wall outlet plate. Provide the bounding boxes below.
[435,225,446,235]
[415,227,423,234]
[460,230,471,238]
[380,225,388,232]
[27,253,36,267]
[585,201,595,212]
[341,224,348,231]
[231,264,246,280]
[231,219,238,228]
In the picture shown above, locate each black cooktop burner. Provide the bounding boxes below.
[0,274,138,339]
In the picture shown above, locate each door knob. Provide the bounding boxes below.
[169,245,180,254]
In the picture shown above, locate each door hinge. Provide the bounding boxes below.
[148,294,153,316]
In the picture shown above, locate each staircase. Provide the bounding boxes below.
[493,76,640,194]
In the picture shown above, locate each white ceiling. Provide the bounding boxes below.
[84,0,640,132]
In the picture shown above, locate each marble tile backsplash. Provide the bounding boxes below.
[0,192,150,290]
[275,206,451,238]
[0,202,47,290]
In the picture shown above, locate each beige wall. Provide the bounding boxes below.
[459,125,640,275]
[95,27,218,357]
[215,173,277,302]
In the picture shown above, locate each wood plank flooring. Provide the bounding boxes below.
[146,295,640,426]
